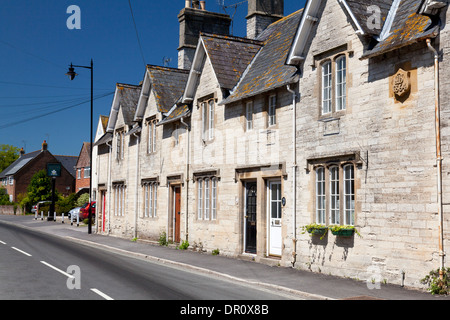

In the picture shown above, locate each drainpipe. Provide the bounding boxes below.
[180,117,190,242]
[106,140,112,235]
[427,38,445,279]
[287,84,298,267]
[132,132,140,239]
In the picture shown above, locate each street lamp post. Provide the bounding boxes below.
[66,59,94,235]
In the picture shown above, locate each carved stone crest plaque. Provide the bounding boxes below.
[392,68,411,98]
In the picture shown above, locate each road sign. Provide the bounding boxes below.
[47,163,62,177]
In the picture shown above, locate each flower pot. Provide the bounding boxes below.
[310,228,328,236]
[331,229,355,237]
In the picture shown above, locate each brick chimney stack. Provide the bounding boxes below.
[42,140,48,151]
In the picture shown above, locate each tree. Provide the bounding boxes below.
[0,188,12,205]
[22,170,53,210]
[0,145,20,173]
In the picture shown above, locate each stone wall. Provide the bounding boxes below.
[0,206,16,215]
[294,0,445,288]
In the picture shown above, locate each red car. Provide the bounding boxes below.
[79,201,96,220]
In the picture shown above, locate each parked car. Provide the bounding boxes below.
[31,201,51,214]
[67,207,81,221]
[79,201,96,220]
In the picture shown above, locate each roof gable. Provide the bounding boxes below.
[222,9,302,105]
[183,33,264,103]
[288,0,444,63]
[106,83,141,132]
[362,0,440,58]
[201,34,263,90]
[134,66,189,121]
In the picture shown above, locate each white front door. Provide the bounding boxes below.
[268,181,282,256]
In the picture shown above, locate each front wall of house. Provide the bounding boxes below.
[296,0,440,287]
[222,89,296,262]
[438,6,450,260]
[136,91,168,241]
[108,107,138,238]
[185,56,228,251]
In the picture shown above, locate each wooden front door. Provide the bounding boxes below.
[174,186,181,243]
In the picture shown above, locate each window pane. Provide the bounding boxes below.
[336,56,346,111]
[198,179,203,220]
[322,62,332,114]
[205,178,210,220]
[153,184,157,217]
[344,165,355,225]
[330,166,340,225]
[246,102,253,131]
[144,185,148,217]
[270,182,281,219]
[269,96,276,126]
[316,168,325,224]
[212,178,217,220]
[209,100,214,140]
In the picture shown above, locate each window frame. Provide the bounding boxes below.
[335,55,347,111]
[201,98,216,141]
[84,167,91,179]
[315,167,326,224]
[116,130,125,161]
[114,184,126,216]
[318,53,348,118]
[313,162,356,227]
[147,118,157,154]
[143,182,158,218]
[268,94,277,127]
[246,101,253,131]
[197,177,218,221]
[321,61,332,115]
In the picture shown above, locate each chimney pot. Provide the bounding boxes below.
[185,0,191,8]
[200,1,206,10]
[42,140,48,151]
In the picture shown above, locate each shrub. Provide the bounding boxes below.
[421,268,450,295]
[178,240,189,250]
[158,230,168,246]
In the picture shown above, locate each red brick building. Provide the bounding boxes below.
[0,141,78,202]
[75,142,91,194]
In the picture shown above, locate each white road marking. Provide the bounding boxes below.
[0,241,6,245]
[91,288,114,300]
[11,247,32,257]
[40,261,74,279]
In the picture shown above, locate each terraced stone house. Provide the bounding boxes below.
[93,0,450,289]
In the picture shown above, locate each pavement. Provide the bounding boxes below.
[0,214,448,301]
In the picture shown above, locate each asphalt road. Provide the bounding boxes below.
[0,221,298,301]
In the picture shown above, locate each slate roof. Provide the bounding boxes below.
[339,0,442,59]
[147,66,189,113]
[344,0,393,36]
[158,104,191,126]
[0,150,40,178]
[0,150,78,179]
[55,155,78,178]
[221,9,302,105]
[361,0,439,58]
[201,33,263,90]
[116,83,141,127]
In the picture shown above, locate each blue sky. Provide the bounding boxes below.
[0,0,306,157]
